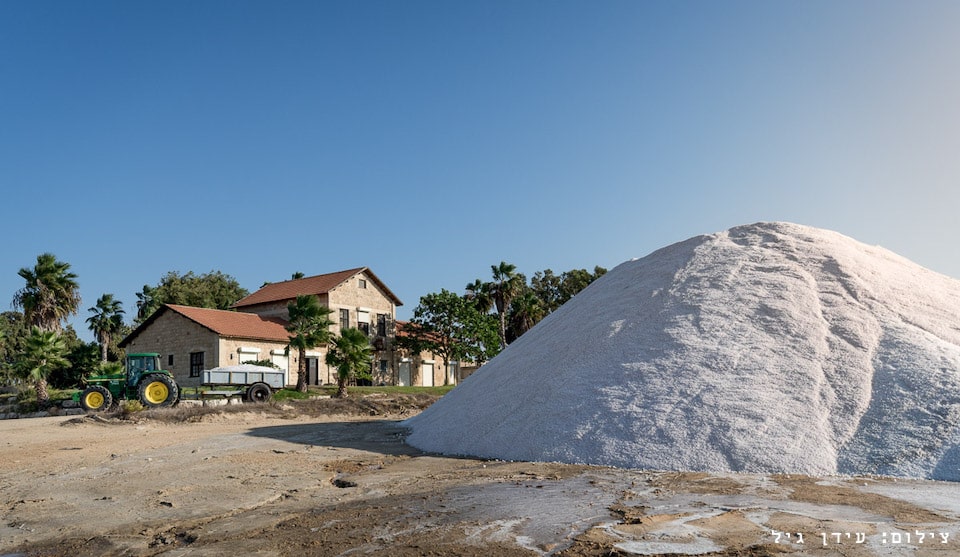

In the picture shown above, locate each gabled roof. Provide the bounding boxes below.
[231,267,403,308]
[120,304,290,347]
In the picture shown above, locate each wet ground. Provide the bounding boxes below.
[2,397,959,556]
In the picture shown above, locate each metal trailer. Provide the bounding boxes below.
[201,365,286,403]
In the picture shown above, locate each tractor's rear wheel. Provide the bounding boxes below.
[138,374,179,408]
[80,385,113,412]
[245,382,272,403]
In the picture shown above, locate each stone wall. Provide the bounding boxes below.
[123,310,220,388]
[219,338,293,385]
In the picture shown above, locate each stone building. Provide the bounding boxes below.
[120,267,404,387]
[394,321,480,387]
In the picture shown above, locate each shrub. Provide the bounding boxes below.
[120,400,144,415]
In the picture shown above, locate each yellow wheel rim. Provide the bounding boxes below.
[85,391,104,409]
[144,382,169,404]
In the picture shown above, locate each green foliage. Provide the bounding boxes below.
[487,261,525,349]
[272,387,314,401]
[318,385,456,397]
[86,293,125,362]
[463,263,607,348]
[239,359,280,369]
[1,312,101,389]
[506,290,546,343]
[19,327,69,380]
[120,399,145,414]
[404,289,499,382]
[286,294,335,392]
[93,360,125,377]
[0,311,29,383]
[135,270,249,323]
[12,253,81,332]
[326,328,373,397]
[530,266,607,313]
[49,331,99,389]
[17,327,70,406]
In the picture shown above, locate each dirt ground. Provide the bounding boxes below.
[2,395,960,557]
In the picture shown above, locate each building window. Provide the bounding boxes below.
[358,321,370,335]
[168,355,174,367]
[190,352,204,378]
[340,308,349,330]
[358,278,367,289]
[377,314,387,337]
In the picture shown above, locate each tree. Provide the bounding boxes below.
[487,261,524,350]
[464,279,493,314]
[0,312,29,384]
[326,328,373,398]
[507,290,546,342]
[12,253,81,332]
[406,290,475,385]
[53,334,99,389]
[285,294,334,393]
[136,285,157,321]
[86,294,125,362]
[18,327,69,407]
[557,266,607,305]
[397,291,501,374]
[135,271,249,323]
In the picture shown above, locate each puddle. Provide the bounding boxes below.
[429,474,616,553]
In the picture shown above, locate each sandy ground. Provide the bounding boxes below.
[2,397,960,556]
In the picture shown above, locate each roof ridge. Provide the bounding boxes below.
[231,266,404,309]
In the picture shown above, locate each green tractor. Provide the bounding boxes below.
[77,352,179,412]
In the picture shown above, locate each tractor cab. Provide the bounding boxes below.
[126,353,161,387]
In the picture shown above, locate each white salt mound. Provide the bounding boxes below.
[404,222,960,481]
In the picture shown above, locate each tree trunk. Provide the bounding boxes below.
[296,347,308,393]
[100,332,109,363]
[497,311,508,350]
[35,378,50,408]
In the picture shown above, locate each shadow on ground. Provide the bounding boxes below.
[245,418,426,457]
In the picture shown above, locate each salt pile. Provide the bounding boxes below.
[405,222,960,481]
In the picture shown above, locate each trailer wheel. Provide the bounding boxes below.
[246,383,272,403]
[80,385,113,412]
[139,374,179,408]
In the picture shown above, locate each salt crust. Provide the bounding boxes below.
[405,222,960,481]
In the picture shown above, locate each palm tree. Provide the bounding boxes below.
[464,279,493,314]
[508,290,546,342]
[326,328,373,398]
[488,261,524,350]
[19,327,69,407]
[135,284,157,322]
[286,294,334,392]
[12,253,81,332]
[86,294,125,362]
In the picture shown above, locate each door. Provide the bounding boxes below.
[421,362,435,387]
[307,357,319,386]
[398,361,410,387]
[270,351,291,386]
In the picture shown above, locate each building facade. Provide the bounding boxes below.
[121,267,405,387]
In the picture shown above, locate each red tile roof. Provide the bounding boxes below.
[231,267,402,308]
[166,304,290,341]
[396,320,442,342]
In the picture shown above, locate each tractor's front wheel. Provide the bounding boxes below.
[138,374,179,408]
[80,385,113,412]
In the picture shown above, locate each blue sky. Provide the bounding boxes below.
[2,1,959,341]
